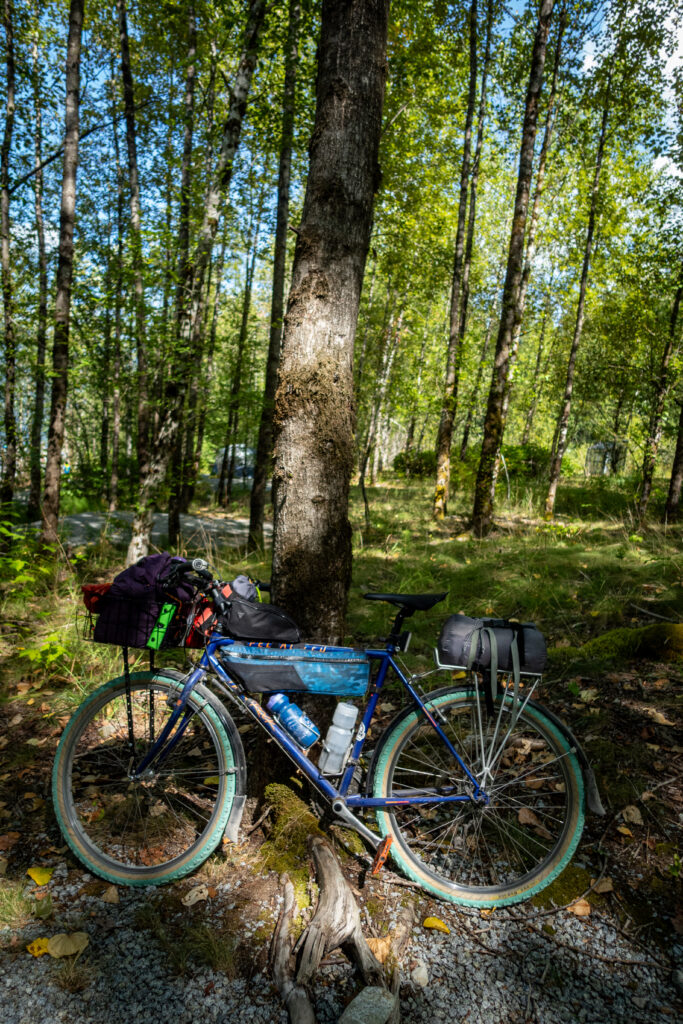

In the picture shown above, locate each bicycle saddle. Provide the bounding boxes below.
[363,592,447,612]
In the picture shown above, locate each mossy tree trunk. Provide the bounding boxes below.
[271,0,388,642]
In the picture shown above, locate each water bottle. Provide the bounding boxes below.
[267,693,320,749]
[318,702,359,775]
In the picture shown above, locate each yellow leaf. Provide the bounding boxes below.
[480,908,494,918]
[101,885,119,904]
[27,866,54,886]
[617,825,633,837]
[568,899,591,917]
[47,932,89,958]
[203,776,220,786]
[366,935,393,962]
[27,937,50,957]
[423,916,450,934]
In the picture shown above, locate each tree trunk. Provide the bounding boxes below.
[471,0,555,537]
[359,308,403,530]
[26,30,49,522]
[487,9,565,499]
[248,0,301,552]
[178,51,220,517]
[40,0,84,547]
[665,396,683,522]
[218,247,257,508]
[458,0,493,344]
[545,64,612,519]
[167,4,198,549]
[271,0,388,642]
[108,98,125,512]
[638,272,682,519]
[459,296,496,460]
[1,0,17,509]
[117,0,149,481]
[126,0,266,565]
[521,290,552,444]
[433,0,478,520]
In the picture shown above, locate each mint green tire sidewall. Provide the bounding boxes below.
[371,688,585,907]
[52,671,237,887]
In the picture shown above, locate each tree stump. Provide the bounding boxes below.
[271,836,414,1024]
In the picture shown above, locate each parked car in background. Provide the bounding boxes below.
[211,445,255,479]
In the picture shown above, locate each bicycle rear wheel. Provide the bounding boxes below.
[371,687,584,906]
[52,671,245,885]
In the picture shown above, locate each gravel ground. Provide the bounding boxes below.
[2,852,682,1024]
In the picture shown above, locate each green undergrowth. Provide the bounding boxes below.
[346,477,682,683]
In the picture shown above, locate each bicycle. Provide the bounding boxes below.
[52,558,597,907]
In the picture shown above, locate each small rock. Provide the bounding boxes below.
[338,987,396,1024]
[411,961,429,988]
[631,995,647,1009]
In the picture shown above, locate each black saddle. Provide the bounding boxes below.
[363,592,447,615]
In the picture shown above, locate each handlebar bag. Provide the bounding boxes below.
[218,642,370,696]
[91,553,195,648]
[217,595,301,643]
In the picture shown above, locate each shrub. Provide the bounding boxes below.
[393,449,437,478]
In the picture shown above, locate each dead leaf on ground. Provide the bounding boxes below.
[622,805,644,826]
[181,884,209,907]
[0,857,7,876]
[366,935,393,962]
[27,866,54,886]
[649,710,675,726]
[579,688,599,704]
[617,825,634,837]
[101,885,119,904]
[592,877,614,894]
[0,832,20,851]
[423,916,450,934]
[568,899,591,917]
[26,937,49,957]
[47,932,89,958]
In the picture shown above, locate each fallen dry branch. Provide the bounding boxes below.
[271,874,316,1024]
[295,836,385,988]
[271,836,414,1024]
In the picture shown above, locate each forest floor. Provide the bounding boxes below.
[0,476,682,1022]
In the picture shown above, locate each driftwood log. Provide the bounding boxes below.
[271,835,415,1024]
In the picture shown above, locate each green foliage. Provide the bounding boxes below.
[499,443,550,479]
[392,449,437,477]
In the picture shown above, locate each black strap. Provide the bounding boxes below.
[123,646,135,753]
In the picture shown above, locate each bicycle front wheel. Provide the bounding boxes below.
[371,687,584,907]
[52,671,245,886]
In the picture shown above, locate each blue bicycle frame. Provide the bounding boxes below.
[132,632,487,843]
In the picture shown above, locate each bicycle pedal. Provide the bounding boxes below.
[371,836,393,875]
